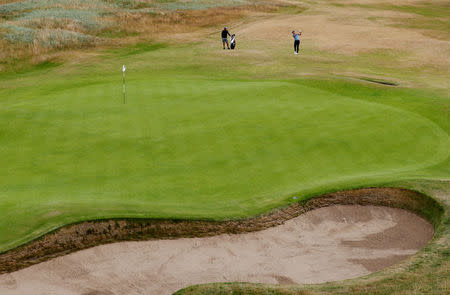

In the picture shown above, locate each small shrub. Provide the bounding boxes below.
[1,24,35,43]
[17,8,105,31]
[35,28,95,48]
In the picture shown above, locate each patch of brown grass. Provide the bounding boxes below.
[0,0,18,4]
[0,38,31,71]
[116,6,254,37]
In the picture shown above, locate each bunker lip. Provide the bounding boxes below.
[0,187,443,274]
[0,204,435,294]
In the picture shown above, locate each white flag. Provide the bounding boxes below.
[122,65,126,72]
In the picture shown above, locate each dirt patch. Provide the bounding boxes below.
[0,187,442,276]
[0,204,434,295]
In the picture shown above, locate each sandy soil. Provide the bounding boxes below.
[0,205,433,295]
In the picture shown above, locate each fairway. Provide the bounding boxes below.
[0,74,448,252]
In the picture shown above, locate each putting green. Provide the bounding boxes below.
[0,76,448,252]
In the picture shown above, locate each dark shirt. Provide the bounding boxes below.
[221,29,230,38]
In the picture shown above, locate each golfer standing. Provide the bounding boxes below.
[221,27,231,50]
[292,30,301,55]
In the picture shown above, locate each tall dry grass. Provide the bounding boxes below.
[113,3,280,41]
[0,0,287,71]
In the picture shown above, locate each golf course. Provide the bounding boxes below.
[0,0,449,294]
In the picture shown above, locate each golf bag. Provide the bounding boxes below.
[230,34,236,50]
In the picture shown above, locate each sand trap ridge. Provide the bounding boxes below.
[0,205,433,295]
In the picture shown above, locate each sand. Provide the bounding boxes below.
[0,205,433,295]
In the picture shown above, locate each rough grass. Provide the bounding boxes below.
[0,0,279,70]
[0,0,112,66]
[110,0,251,11]
[16,8,105,31]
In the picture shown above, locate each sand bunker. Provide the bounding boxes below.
[0,205,433,295]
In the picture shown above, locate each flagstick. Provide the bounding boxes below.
[122,67,126,104]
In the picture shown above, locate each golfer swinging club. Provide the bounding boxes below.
[221,26,231,50]
[292,30,302,55]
